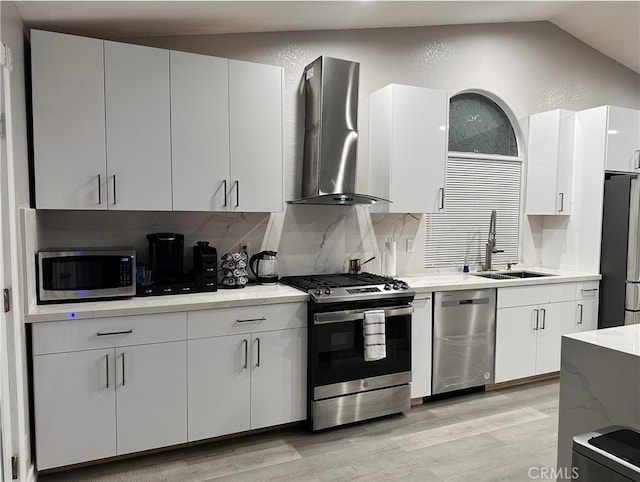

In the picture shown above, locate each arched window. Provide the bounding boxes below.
[425,92,523,269]
[448,93,518,156]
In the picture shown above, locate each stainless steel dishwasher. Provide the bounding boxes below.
[432,289,496,395]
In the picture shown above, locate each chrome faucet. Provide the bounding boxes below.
[483,209,504,271]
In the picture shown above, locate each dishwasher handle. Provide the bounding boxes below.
[441,297,491,307]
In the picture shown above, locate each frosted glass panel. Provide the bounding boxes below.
[448,94,518,156]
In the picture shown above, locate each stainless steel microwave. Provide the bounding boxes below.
[37,249,136,303]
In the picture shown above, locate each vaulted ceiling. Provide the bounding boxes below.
[14,1,640,74]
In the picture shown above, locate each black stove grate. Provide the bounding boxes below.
[279,272,398,292]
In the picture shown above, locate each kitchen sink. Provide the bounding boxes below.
[472,270,555,280]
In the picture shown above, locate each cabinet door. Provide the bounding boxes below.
[171,51,231,211]
[369,84,448,213]
[411,295,432,398]
[495,306,537,383]
[391,85,447,213]
[535,301,575,374]
[229,60,283,213]
[31,30,107,210]
[33,349,116,470]
[250,328,306,429]
[525,109,574,215]
[104,41,172,210]
[605,106,640,173]
[187,334,251,441]
[115,341,187,455]
[577,298,599,332]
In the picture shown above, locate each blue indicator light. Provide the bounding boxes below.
[67,312,77,319]
[74,251,82,256]
[78,290,87,296]
[122,257,130,262]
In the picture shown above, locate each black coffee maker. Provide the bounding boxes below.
[147,233,185,283]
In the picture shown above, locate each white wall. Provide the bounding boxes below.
[1,1,33,480]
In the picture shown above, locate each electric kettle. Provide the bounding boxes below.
[249,251,278,284]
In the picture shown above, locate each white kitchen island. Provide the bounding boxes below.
[556,324,640,475]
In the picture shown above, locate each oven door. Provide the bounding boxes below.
[310,304,412,391]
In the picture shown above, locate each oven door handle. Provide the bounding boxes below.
[313,305,413,324]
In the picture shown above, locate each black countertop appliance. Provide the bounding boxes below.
[147,233,184,283]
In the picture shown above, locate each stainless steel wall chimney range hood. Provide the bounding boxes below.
[288,56,390,206]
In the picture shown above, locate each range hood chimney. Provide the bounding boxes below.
[288,56,390,206]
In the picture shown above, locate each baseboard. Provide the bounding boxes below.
[485,372,559,391]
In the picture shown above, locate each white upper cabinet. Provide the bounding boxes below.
[228,60,284,213]
[170,51,230,211]
[104,41,172,211]
[369,84,448,213]
[31,30,284,213]
[525,109,575,215]
[31,30,107,209]
[577,105,640,174]
[604,106,640,173]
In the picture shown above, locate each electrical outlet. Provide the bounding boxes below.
[239,242,250,256]
[406,238,414,253]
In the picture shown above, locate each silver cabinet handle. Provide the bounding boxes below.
[223,179,228,207]
[533,309,539,330]
[242,339,248,369]
[255,337,260,367]
[577,303,583,325]
[235,180,240,208]
[581,289,598,293]
[636,150,640,170]
[97,329,133,336]
[558,192,564,212]
[540,308,546,330]
[112,174,117,205]
[105,353,110,388]
[121,352,126,386]
[438,187,445,210]
[237,317,266,323]
[97,174,102,205]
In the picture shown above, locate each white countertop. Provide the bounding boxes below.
[563,324,640,357]
[25,268,600,323]
[403,268,600,294]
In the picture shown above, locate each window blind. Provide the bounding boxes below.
[425,157,522,269]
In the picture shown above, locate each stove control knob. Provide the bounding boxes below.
[392,283,400,290]
[315,288,323,296]
[400,282,409,290]
[324,287,332,295]
[384,283,392,290]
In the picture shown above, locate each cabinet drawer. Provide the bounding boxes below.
[32,312,187,355]
[188,302,306,339]
[576,281,599,299]
[498,283,576,308]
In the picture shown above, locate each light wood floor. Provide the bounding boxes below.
[39,379,560,481]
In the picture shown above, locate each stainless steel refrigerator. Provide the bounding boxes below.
[599,174,640,328]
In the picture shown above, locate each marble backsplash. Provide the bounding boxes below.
[35,206,427,277]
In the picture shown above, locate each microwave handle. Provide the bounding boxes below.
[314,305,413,325]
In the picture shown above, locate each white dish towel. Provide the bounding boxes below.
[363,309,386,362]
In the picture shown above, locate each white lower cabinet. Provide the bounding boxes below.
[410,294,432,398]
[187,302,307,442]
[115,342,187,455]
[495,283,577,383]
[32,313,187,470]
[575,281,600,332]
[33,349,116,470]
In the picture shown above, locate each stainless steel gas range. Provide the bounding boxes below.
[280,273,415,430]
